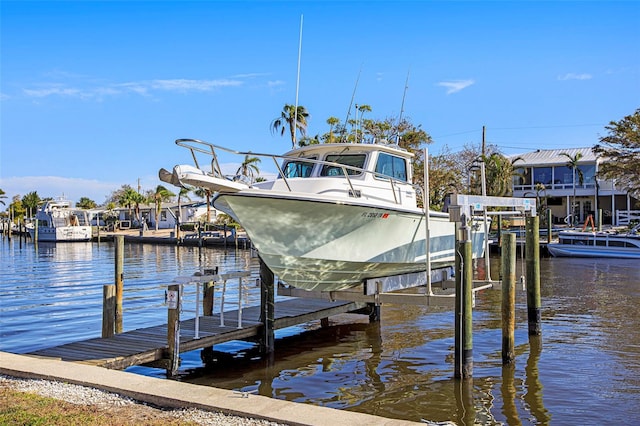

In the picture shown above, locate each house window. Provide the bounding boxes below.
[160,211,167,221]
[533,167,552,185]
[554,166,574,185]
[578,164,596,186]
[513,167,532,186]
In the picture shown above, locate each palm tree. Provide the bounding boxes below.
[76,197,97,209]
[175,187,191,237]
[560,152,584,225]
[152,185,175,231]
[326,117,340,143]
[0,188,7,206]
[21,191,41,219]
[355,104,372,143]
[483,154,523,197]
[118,187,138,222]
[271,104,309,149]
[193,188,213,223]
[235,155,261,184]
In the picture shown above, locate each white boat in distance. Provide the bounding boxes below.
[160,139,487,291]
[547,224,640,259]
[28,198,92,242]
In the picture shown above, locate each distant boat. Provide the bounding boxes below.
[547,224,640,259]
[160,139,488,292]
[28,198,92,242]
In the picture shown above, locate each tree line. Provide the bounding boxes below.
[1,108,638,221]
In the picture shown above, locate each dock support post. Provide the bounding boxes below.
[102,284,116,338]
[167,283,180,377]
[597,208,603,231]
[203,280,215,316]
[501,233,516,364]
[546,209,552,244]
[200,278,216,364]
[115,235,124,334]
[525,215,542,336]
[259,257,275,356]
[454,220,473,379]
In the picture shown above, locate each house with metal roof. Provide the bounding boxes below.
[511,147,639,226]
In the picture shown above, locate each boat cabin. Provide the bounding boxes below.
[254,143,418,209]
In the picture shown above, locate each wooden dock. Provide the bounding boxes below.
[28,298,366,370]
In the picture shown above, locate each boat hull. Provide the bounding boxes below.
[214,192,486,291]
[28,226,92,242]
[547,243,640,259]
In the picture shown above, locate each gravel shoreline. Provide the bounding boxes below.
[1,374,288,426]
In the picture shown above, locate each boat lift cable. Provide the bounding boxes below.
[424,147,433,296]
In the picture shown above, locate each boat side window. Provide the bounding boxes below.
[375,152,407,182]
[320,154,366,177]
[609,240,625,247]
[281,157,316,178]
[595,240,606,246]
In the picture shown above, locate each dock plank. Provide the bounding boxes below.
[27,298,366,370]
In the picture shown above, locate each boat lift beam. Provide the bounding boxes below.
[277,281,498,308]
[448,193,537,283]
[449,194,537,217]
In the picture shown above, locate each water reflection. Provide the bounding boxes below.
[2,237,639,425]
[524,336,550,425]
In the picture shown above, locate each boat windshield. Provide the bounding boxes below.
[375,152,407,182]
[281,157,316,178]
[320,154,366,176]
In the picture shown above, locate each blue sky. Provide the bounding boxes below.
[1,0,639,206]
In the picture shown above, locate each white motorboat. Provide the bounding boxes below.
[160,139,487,291]
[28,198,92,242]
[547,224,640,259]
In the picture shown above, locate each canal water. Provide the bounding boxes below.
[1,236,638,425]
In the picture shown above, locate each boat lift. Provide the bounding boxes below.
[279,193,536,308]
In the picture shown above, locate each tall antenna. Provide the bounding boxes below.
[396,70,410,144]
[293,14,303,147]
[342,65,362,142]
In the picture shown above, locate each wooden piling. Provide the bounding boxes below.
[525,215,542,336]
[597,208,603,231]
[203,280,215,316]
[501,233,516,364]
[102,284,116,338]
[259,257,275,355]
[167,283,180,377]
[454,239,473,379]
[546,209,552,244]
[115,235,124,334]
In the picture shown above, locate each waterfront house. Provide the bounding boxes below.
[89,201,214,230]
[511,147,639,226]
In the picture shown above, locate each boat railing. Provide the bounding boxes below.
[175,138,410,205]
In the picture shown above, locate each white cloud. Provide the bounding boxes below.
[0,176,120,206]
[558,73,592,81]
[19,77,246,100]
[150,78,242,92]
[23,86,85,98]
[437,79,475,94]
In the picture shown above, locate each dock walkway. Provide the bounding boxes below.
[28,298,364,370]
